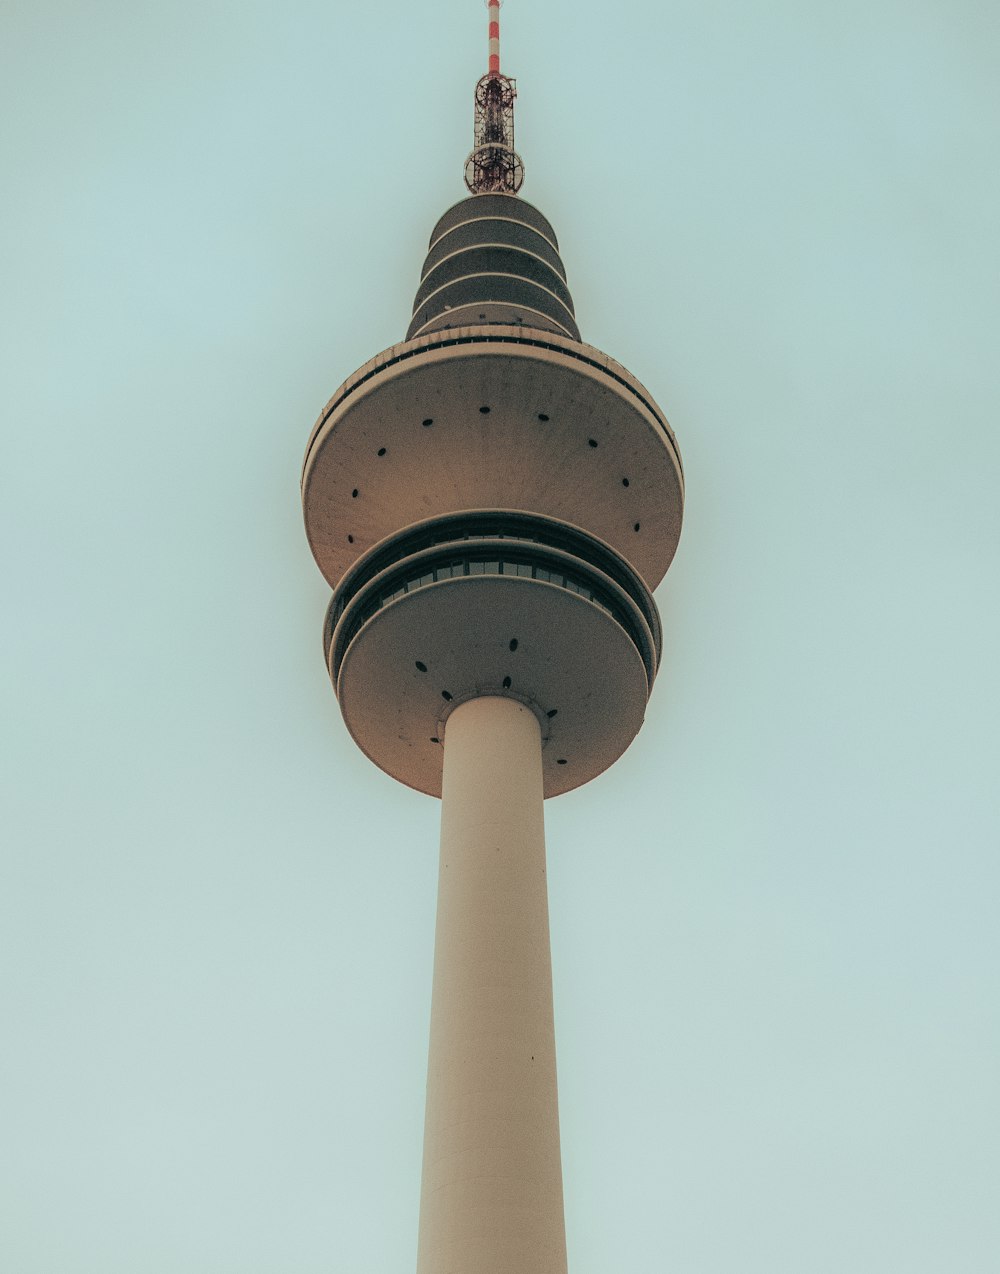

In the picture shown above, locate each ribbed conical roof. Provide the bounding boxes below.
[407,194,579,341]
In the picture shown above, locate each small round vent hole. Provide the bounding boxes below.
[588,438,599,448]
[479,405,491,414]
[546,708,558,719]
[502,676,512,690]
[441,690,453,702]
[352,488,359,498]
[377,447,387,456]
[509,638,518,652]
[430,737,439,744]
[634,521,641,532]
[347,534,354,543]
[537,413,549,422]
[422,418,433,427]
[622,477,630,488]
[415,661,427,672]
[556,758,568,765]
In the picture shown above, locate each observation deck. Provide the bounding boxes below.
[326,512,659,797]
[302,194,684,793]
[302,329,684,592]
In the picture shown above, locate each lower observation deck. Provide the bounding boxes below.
[327,512,662,798]
[302,325,684,593]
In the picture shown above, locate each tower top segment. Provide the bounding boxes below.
[487,0,501,76]
[301,0,685,795]
[465,0,524,195]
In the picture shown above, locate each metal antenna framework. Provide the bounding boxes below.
[465,0,524,194]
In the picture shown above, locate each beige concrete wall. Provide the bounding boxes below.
[417,696,567,1274]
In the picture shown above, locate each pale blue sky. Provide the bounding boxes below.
[2,2,998,1271]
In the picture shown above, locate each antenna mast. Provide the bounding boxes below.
[465,0,524,195]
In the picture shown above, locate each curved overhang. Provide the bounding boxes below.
[331,573,653,799]
[428,194,560,251]
[413,246,575,316]
[421,218,567,282]
[302,325,684,592]
[407,271,580,342]
[326,510,661,686]
[407,303,574,341]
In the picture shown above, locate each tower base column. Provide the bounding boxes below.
[417,695,568,1274]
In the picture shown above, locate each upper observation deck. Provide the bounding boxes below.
[302,323,684,594]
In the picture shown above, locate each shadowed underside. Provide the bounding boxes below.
[302,324,683,596]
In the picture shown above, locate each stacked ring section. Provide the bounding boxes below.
[407,194,579,341]
[326,512,660,798]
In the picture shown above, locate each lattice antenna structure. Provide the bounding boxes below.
[465,0,524,194]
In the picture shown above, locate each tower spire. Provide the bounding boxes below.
[488,0,501,76]
[465,0,524,194]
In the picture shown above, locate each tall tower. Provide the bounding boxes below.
[301,6,684,1271]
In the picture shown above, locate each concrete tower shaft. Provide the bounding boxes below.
[418,696,565,1274]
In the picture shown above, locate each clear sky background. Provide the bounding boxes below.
[2,1,998,1270]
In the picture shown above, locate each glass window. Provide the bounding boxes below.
[516,562,532,577]
[469,560,486,575]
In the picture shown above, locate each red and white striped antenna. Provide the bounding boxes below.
[465,0,524,194]
[488,0,501,77]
